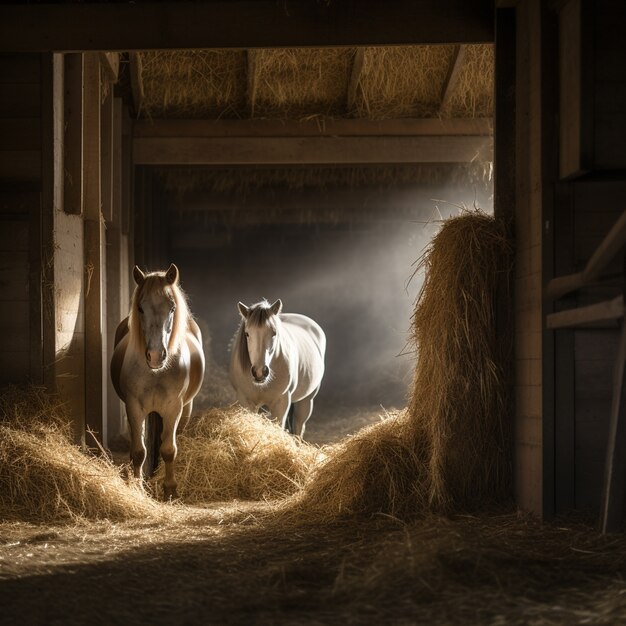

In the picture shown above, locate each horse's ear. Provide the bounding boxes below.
[165,263,179,285]
[238,302,250,319]
[270,299,283,316]
[133,265,146,285]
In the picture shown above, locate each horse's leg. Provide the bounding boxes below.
[177,401,193,434]
[269,393,291,431]
[126,401,147,482]
[292,388,319,439]
[160,406,183,500]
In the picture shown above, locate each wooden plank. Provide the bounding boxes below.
[134,117,494,138]
[63,53,83,215]
[133,135,494,166]
[121,105,132,237]
[600,321,626,532]
[546,296,624,329]
[346,48,365,113]
[0,1,495,52]
[99,52,119,83]
[129,52,144,117]
[83,52,104,444]
[440,44,467,112]
[0,53,40,84]
[0,118,40,151]
[558,0,594,179]
[0,151,41,183]
[546,209,626,300]
[101,89,114,223]
[0,83,40,117]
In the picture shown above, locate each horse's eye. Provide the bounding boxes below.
[245,332,249,338]
[138,305,144,314]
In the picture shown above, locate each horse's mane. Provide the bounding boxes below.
[235,300,278,372]
[128,270,190,355]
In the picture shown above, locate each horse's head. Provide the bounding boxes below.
[238,299,283,385]
[133,264,181,370]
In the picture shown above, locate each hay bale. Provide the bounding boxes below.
[159,406,322,504]
[281,210,511,521]
[0,386,161,522]
[409,210,512,510]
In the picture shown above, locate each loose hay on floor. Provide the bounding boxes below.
[156,406,323,504]
[0,386,161,523]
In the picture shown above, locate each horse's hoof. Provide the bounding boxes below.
[163,486,179,501]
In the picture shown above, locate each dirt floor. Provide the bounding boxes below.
[1,505,626,626]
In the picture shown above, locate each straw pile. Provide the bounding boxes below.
[155,406,322,504]
[0,386,160,522]
[284,210,512,520]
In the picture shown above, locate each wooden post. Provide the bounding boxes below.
[83,52,106,446]
[63,53,83,215]
[101,87,114,222]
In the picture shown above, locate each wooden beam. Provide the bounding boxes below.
[129,52,144,117]
[440,45,467,112]
[134,117,493,138]
[545,296,624,329]
[134,135,492,166]
[0,1,494,52]
[83,52,106,445]
[63,53,83,215]
[247,50,259,118]
[546,209,626,300]
[99,52,119,83]
[600,320,626,533]
[347,49,365,113]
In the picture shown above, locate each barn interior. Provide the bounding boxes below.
[2,0,626,623]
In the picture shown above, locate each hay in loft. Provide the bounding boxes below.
[0,386,161,522]
[356,46,455,119]
[253,48,353,118]
[157,406,322,504]
[140,50,247,119]
[281,210,511,521]
[444,44,494,118]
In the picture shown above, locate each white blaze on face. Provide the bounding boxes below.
[246,323,276,380]
[140,293,176,369]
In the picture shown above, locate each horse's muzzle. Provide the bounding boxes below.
[146,349,167,369]
[251,365,269,383]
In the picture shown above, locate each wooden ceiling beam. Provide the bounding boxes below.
[0,1,494,52]
[134,117,493,139]
[440,45,467,112]
[129,52,145,117]
[346,49,365,114]
[133,135,493,166]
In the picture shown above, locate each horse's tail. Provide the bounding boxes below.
[144,412,163,477]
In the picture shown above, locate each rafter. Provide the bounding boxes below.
[440,45,467,112]
[347,49,365,113]
[129,52,145,117]
[247,50,259,117]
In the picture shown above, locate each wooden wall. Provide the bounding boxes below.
[0,54,43,384]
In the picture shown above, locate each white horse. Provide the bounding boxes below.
[110,264,205,499]
[229,299,326,438]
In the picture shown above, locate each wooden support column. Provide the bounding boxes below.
[101,88,114,223]
[83,52,106,446]
[106,97,125,443]
[63,53,83,215]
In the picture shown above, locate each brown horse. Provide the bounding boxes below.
[110,264,204,498]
